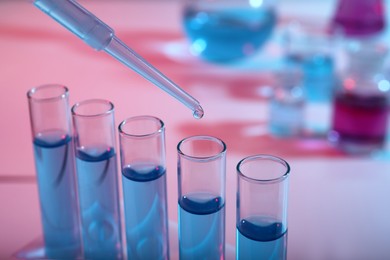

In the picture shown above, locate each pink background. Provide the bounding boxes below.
[1,0,390,259]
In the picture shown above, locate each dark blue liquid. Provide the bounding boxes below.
[33,131,81,258]
[75,147,123,259]
[237,217,287,260]
[122,163,169,260]
[179,193,225,259]
[183,7,276,62]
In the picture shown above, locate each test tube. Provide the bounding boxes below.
[236,155,290,260]
[118,116,169,259]
[71,99,123,259]
[177,135,226,259]
[27,84,81,258]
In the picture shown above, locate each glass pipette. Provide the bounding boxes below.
[33,0,204,119]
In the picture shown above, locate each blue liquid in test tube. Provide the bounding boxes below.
[236,216,287,259]
[177,135,226,259]
[236,155,290,260]
[33,131,81,258]
[119,116,170,260]
[122,163,169,259]
[75,147,123,259]
[178,193,225,259]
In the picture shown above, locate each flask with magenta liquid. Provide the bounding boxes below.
[182,0,277,62]
[118,116,170,260]
[331,0,386,37]
[72,99,123,259]
[327,0,389,154]
[328,42,390,154]
[27,84,81,259]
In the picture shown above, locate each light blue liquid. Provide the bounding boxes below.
[269,97,304,137]
[303,54,334,103]
[236,216,287,260]
[178,193,225,259]
[183,7,276,62]
[122,163,169,260]
[33,131,81,259]
[75,147,123,259]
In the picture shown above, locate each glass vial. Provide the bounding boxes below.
[72,99,123,259]
[328,42,390,154]
[27,84,81,259]
[269,67,304,137]
[177,135,227,259]
[236,154,290,260]
[118,116,170,260]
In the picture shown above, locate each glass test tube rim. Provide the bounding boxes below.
[71,98,114,118]
[237,154,290,184]
[118,115,164,139]
[27,84,69,102]
[177,135,227,162]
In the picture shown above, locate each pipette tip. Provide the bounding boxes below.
[193,105,204,119]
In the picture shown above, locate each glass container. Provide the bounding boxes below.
[119,116,169,260]
[236,154,290,260]
[27,84,81,259]
[328,42,390,154]
[177,135,227,259]
[182,0,277,62]
[72,99,123,259]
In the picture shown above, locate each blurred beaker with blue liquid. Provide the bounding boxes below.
[182,0,277,62]
[27,84,82,259]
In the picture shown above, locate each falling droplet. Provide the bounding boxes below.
[193,105,204,119]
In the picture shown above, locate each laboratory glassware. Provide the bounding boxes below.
[119,116,170,260]
[236,154,290,260]
[331,0,386,36]
[177,135,227,259]
[182,0,277,62]
[27,84,81,259]
[72,99,123,259]
[269,66,304,137]
[328,42,390,154]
